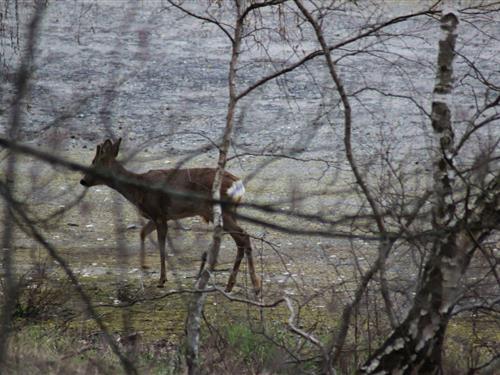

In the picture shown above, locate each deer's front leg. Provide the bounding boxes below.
[140,220,155,269]
[156,220,168,288]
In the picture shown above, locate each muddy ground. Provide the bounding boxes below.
[1,1,499,372]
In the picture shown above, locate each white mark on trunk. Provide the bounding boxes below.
[383,338,405,355]
[416,320,439,351]
[361,359,380,373]
[409,320,419,339]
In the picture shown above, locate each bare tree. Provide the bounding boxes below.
[1,1,498,374]
[291,1,499,373]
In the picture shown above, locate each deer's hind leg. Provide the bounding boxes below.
[196,212,211,278]
[197,251,208,279]
[223,213,261,296]
[140,220,156,269]
[155,219,168,288]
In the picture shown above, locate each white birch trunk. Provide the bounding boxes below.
[360,7,461,374]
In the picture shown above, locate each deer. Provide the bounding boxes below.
[80,138,261,295]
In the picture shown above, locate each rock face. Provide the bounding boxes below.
[4,2,494,163]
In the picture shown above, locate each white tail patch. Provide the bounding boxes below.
[227,180,245,202]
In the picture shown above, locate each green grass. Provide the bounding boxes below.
[3,153,496,374]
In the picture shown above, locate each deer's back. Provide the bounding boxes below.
[137,168,241,221]
[142,168,238,196]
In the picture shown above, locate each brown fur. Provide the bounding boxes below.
[80,139,261,294]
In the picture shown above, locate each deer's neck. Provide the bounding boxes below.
[105,162,145,206]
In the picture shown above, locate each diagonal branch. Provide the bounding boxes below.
[0,181,137,375]
[236,4,440,101]
[166,0,235,43]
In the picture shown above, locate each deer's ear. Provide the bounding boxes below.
[102,139,113,154]
[96,144,101,156]
[113,138,122,157]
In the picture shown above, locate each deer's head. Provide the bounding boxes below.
[80,138,122,187]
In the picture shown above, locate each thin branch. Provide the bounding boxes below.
[240,0,289,21]
[284,296,332,369]
[0,137,444,243]
[166,0,234,43]
[0,182,137,375]
[236,4,440,101]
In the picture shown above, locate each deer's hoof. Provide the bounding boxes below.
[225,284,234,294]
[253,277,262,296]
[157,279,166,288]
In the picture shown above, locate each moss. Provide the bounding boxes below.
[445,316,500,371]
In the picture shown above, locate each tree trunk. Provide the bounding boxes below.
[184,2,243,374]
[360,8,462,375]
[359,185,499,374]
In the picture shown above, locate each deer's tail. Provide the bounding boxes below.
[226,180,245,204]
